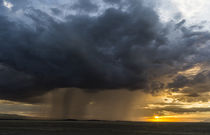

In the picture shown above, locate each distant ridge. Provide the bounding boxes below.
[0,114,30,120]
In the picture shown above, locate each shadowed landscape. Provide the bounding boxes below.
[0,120,209,135]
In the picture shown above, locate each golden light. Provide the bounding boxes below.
[154,116,160,119]
[146,115,181,122]
[151,115,164,122]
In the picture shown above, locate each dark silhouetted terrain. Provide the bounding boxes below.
[0,120,209,135]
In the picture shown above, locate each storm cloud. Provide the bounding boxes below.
[0,0,210,102]
[147,106,210,114]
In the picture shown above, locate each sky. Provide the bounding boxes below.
[1,0,210,122]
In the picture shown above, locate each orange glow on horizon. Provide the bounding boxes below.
[146,115,181,122]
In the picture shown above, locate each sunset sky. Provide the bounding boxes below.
[1,0,210,122]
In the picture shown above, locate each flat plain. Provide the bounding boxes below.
[0,120,209,135]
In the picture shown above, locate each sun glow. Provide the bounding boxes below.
[147,115,180,122]
[154,116,160,119]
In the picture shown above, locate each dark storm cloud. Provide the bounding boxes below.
[168,71,210,94]
[168,75,189,90]
[72,0,98,12]
[166,70,210,103]
[175,19,186,29]
[103,0,121,4]
[0,0,210,101]
[187,93,200,97]
[50,8,62,15]
[148,106,210,114]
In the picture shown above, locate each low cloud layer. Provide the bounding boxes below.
[147,106,210,114]
[0,0,210,102]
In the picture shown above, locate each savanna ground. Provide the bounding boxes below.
[0,120,209,135]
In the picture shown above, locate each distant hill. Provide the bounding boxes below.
[0,114,30,120]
